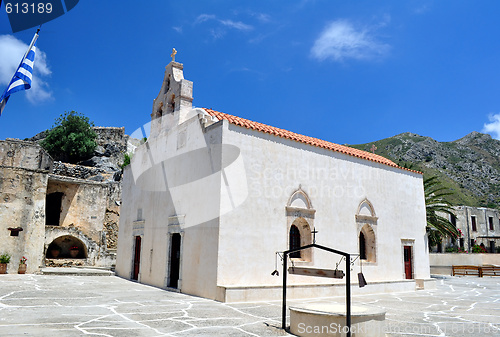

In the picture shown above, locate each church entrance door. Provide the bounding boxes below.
[403,246,413,279]
[132,236,141,280]
[168,233,181,288]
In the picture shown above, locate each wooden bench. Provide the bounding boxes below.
[480,265,500,277]
[452,265,500,277]
[452,265,480,277]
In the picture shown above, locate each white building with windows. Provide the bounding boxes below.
[115,58,433,302]
[436,206,500,253]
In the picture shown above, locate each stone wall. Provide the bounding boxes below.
[52,161,118,183]
[430,253,500,275]
[0,140,50,273]
[93,127,128,167]
[1,139,52,171]
[1,128,125,272]
[53,161,106,179]
[104,182,121,249]
[45,226,116,268]
[94,127,127,146]
[46,176,108,244]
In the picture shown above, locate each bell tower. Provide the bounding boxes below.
[150,48,193,137]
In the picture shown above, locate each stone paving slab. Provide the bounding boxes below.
[40,267,115,276]
[0,274,499,336]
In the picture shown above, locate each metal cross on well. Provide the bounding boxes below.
[312,227,318,244]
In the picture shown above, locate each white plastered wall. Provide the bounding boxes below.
[215,122,429,291]
[116,116,221,300]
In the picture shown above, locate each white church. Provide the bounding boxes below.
[115,56,434,302]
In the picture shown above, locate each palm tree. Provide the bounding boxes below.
[424,176,459,242]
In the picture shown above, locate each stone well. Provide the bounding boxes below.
[290,303,386,337]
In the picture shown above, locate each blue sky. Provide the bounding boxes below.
[1,1,500,145]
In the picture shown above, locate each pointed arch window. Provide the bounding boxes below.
[289,225,301,258]
[359,232,367,260]
[286,187,315,262]
[356,199,378,263]
[359,225,376,262]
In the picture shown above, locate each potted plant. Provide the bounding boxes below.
[69,246,79,258]
[49,244,61,258]
[0,253,11,274]
[18,256,27,274]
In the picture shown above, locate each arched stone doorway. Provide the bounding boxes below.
[46,235,88,259]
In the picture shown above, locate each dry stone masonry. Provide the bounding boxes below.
[0,127,127,273]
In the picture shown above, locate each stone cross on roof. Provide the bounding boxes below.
[171,48,177,62]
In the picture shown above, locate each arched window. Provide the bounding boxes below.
[359,232,366,260]
[356,199,377,263]
[286,187,314,262]
[359,224,376,262]
[289,225,301,258]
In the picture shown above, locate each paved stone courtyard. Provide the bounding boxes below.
[0,274,499,336]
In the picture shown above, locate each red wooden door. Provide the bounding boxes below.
[404,246,412,279]
[132,236,141,280]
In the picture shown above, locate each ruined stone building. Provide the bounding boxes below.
[0,127,126,273]
[435,206,500,253]
[116,58,433,302]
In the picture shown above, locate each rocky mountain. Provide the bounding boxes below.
[349,132,500,208]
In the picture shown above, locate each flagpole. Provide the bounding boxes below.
[21,28,40,63]
[0,27,41,116]
[9,28,40,78]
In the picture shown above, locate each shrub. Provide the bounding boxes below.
[41,111,97,163]
[0,253,11,264]
[471,245,487,253]
[121,153,131,168]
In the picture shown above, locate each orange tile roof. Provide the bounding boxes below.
[204,108,421,174]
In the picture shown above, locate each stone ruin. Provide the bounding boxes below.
[0,127,128,273]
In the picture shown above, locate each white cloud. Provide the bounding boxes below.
[244,11,270,23]
[0,34,52,104]
[311,19,390,62]
[414,5,430,14]
[482,113,500,139]
[195,14,216,24]
[255,13,271,23]
[194,14,253,40]
[210,28,225,40]
[219,19,253,31]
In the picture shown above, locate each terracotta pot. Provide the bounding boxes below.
[18,264,27,274]
[69,250,79,258]
[0,263,7,274]
[50,249,60,258]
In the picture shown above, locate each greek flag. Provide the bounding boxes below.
[0,30,39,116]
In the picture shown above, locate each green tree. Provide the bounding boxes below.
[424,176,460,245]
[41,111,97,163]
